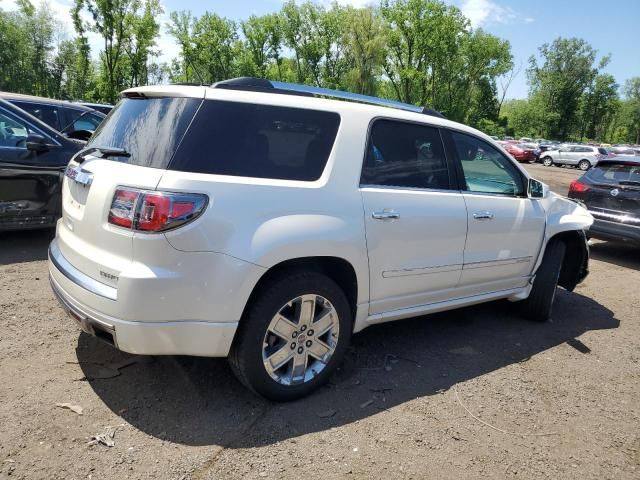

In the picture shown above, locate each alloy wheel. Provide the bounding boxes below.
[262,294,340,385]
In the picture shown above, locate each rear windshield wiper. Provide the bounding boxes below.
[75,146,131,163]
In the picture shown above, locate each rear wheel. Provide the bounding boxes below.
[542,156,553,167]
[578,159,591,171]
[519,239,566,322]
[228,271,352,401]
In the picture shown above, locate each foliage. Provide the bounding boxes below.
[0,1,637,145]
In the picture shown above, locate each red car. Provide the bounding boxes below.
[503,143,537,163]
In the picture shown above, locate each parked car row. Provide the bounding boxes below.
[0,93,112,231]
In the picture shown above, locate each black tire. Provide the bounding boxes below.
[542,156,553,167]
[228,270,352,401]
[519,239,566,322]
[578,159,590,171]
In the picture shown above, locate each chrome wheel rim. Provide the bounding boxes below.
[543,158,552,166]
[262,294,340,386]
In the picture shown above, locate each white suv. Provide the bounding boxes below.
[540,145,608,170]
[49,78,593,400]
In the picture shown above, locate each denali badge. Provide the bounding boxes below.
[610,188,619,197]
[100,271,119,282]
[65,165,93,187]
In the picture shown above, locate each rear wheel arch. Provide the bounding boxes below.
[240,256,359,327]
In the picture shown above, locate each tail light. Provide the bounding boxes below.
[108,188,208,232]
[568,180,590,194]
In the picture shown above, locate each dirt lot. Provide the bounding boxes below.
[1,163,639,480]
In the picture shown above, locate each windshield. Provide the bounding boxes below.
[86,97,202,168]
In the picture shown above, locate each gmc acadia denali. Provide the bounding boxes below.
[48,78,592,400]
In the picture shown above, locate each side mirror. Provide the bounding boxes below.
[25,133,49,152]
[528,178,548,199]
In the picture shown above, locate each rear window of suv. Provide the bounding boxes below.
[587,162,640,184]
[170,100,340,181]
[86,97,202,168]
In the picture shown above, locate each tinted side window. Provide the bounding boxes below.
[450,131,524,196]
[170,101,340,181]
[0,109,29,148]
[70,112,103,132]
[14,102,61,131]
[361,119,450,189]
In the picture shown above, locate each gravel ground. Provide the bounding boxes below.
[1,163,639,480]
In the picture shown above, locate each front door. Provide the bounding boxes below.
[360,119,468,315]
[447,130,545,295]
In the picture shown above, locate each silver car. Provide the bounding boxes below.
[540,145,608,170]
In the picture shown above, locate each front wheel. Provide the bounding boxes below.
[542,156,553,167]
[578,159,591,171]
[228,271,352,401]
[519,239,566,322]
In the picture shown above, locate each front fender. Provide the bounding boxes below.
[544,193,594,239]
[531,193,593,289]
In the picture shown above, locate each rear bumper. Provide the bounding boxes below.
[48,239,251,357]
[589,218,640,244]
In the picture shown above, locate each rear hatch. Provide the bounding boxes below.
[582,161,640,225]
[57,90,204,288]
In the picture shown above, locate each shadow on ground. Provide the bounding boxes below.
[590,240,640,270]
[77,289,618,449]
[0,229,53,265]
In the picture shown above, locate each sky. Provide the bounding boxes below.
[3,0,639,99]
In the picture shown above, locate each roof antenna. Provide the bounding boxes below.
[186,55,206,86]
[177,39,206,86]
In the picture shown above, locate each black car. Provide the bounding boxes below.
[568,157,640,244]
[0,92,106,139]
[0,99,84,231]
[76,102,114,115]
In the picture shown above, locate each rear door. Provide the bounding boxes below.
[446,130,545,295]
[0,106,65,229]
[11,101,63,132]
[56,94,203,286]
[360,119,468,315]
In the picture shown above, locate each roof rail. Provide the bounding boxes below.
[212,77,446,118]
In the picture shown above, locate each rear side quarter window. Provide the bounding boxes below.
[170,101,341,181]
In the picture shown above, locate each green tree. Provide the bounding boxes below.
[343,7,385,96]
[623,77,640,144]
[191,13,238,82]
[123,0,162,88]
[74,0,133,102]
[579,73,619,141]
[527,37,601,140]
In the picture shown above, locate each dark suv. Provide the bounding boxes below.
[568,157,640,244]
[0,92,106,139]
[0,99,84,231]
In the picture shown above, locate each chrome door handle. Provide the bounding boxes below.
[372,211,400,220]
[473,211,494,220]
